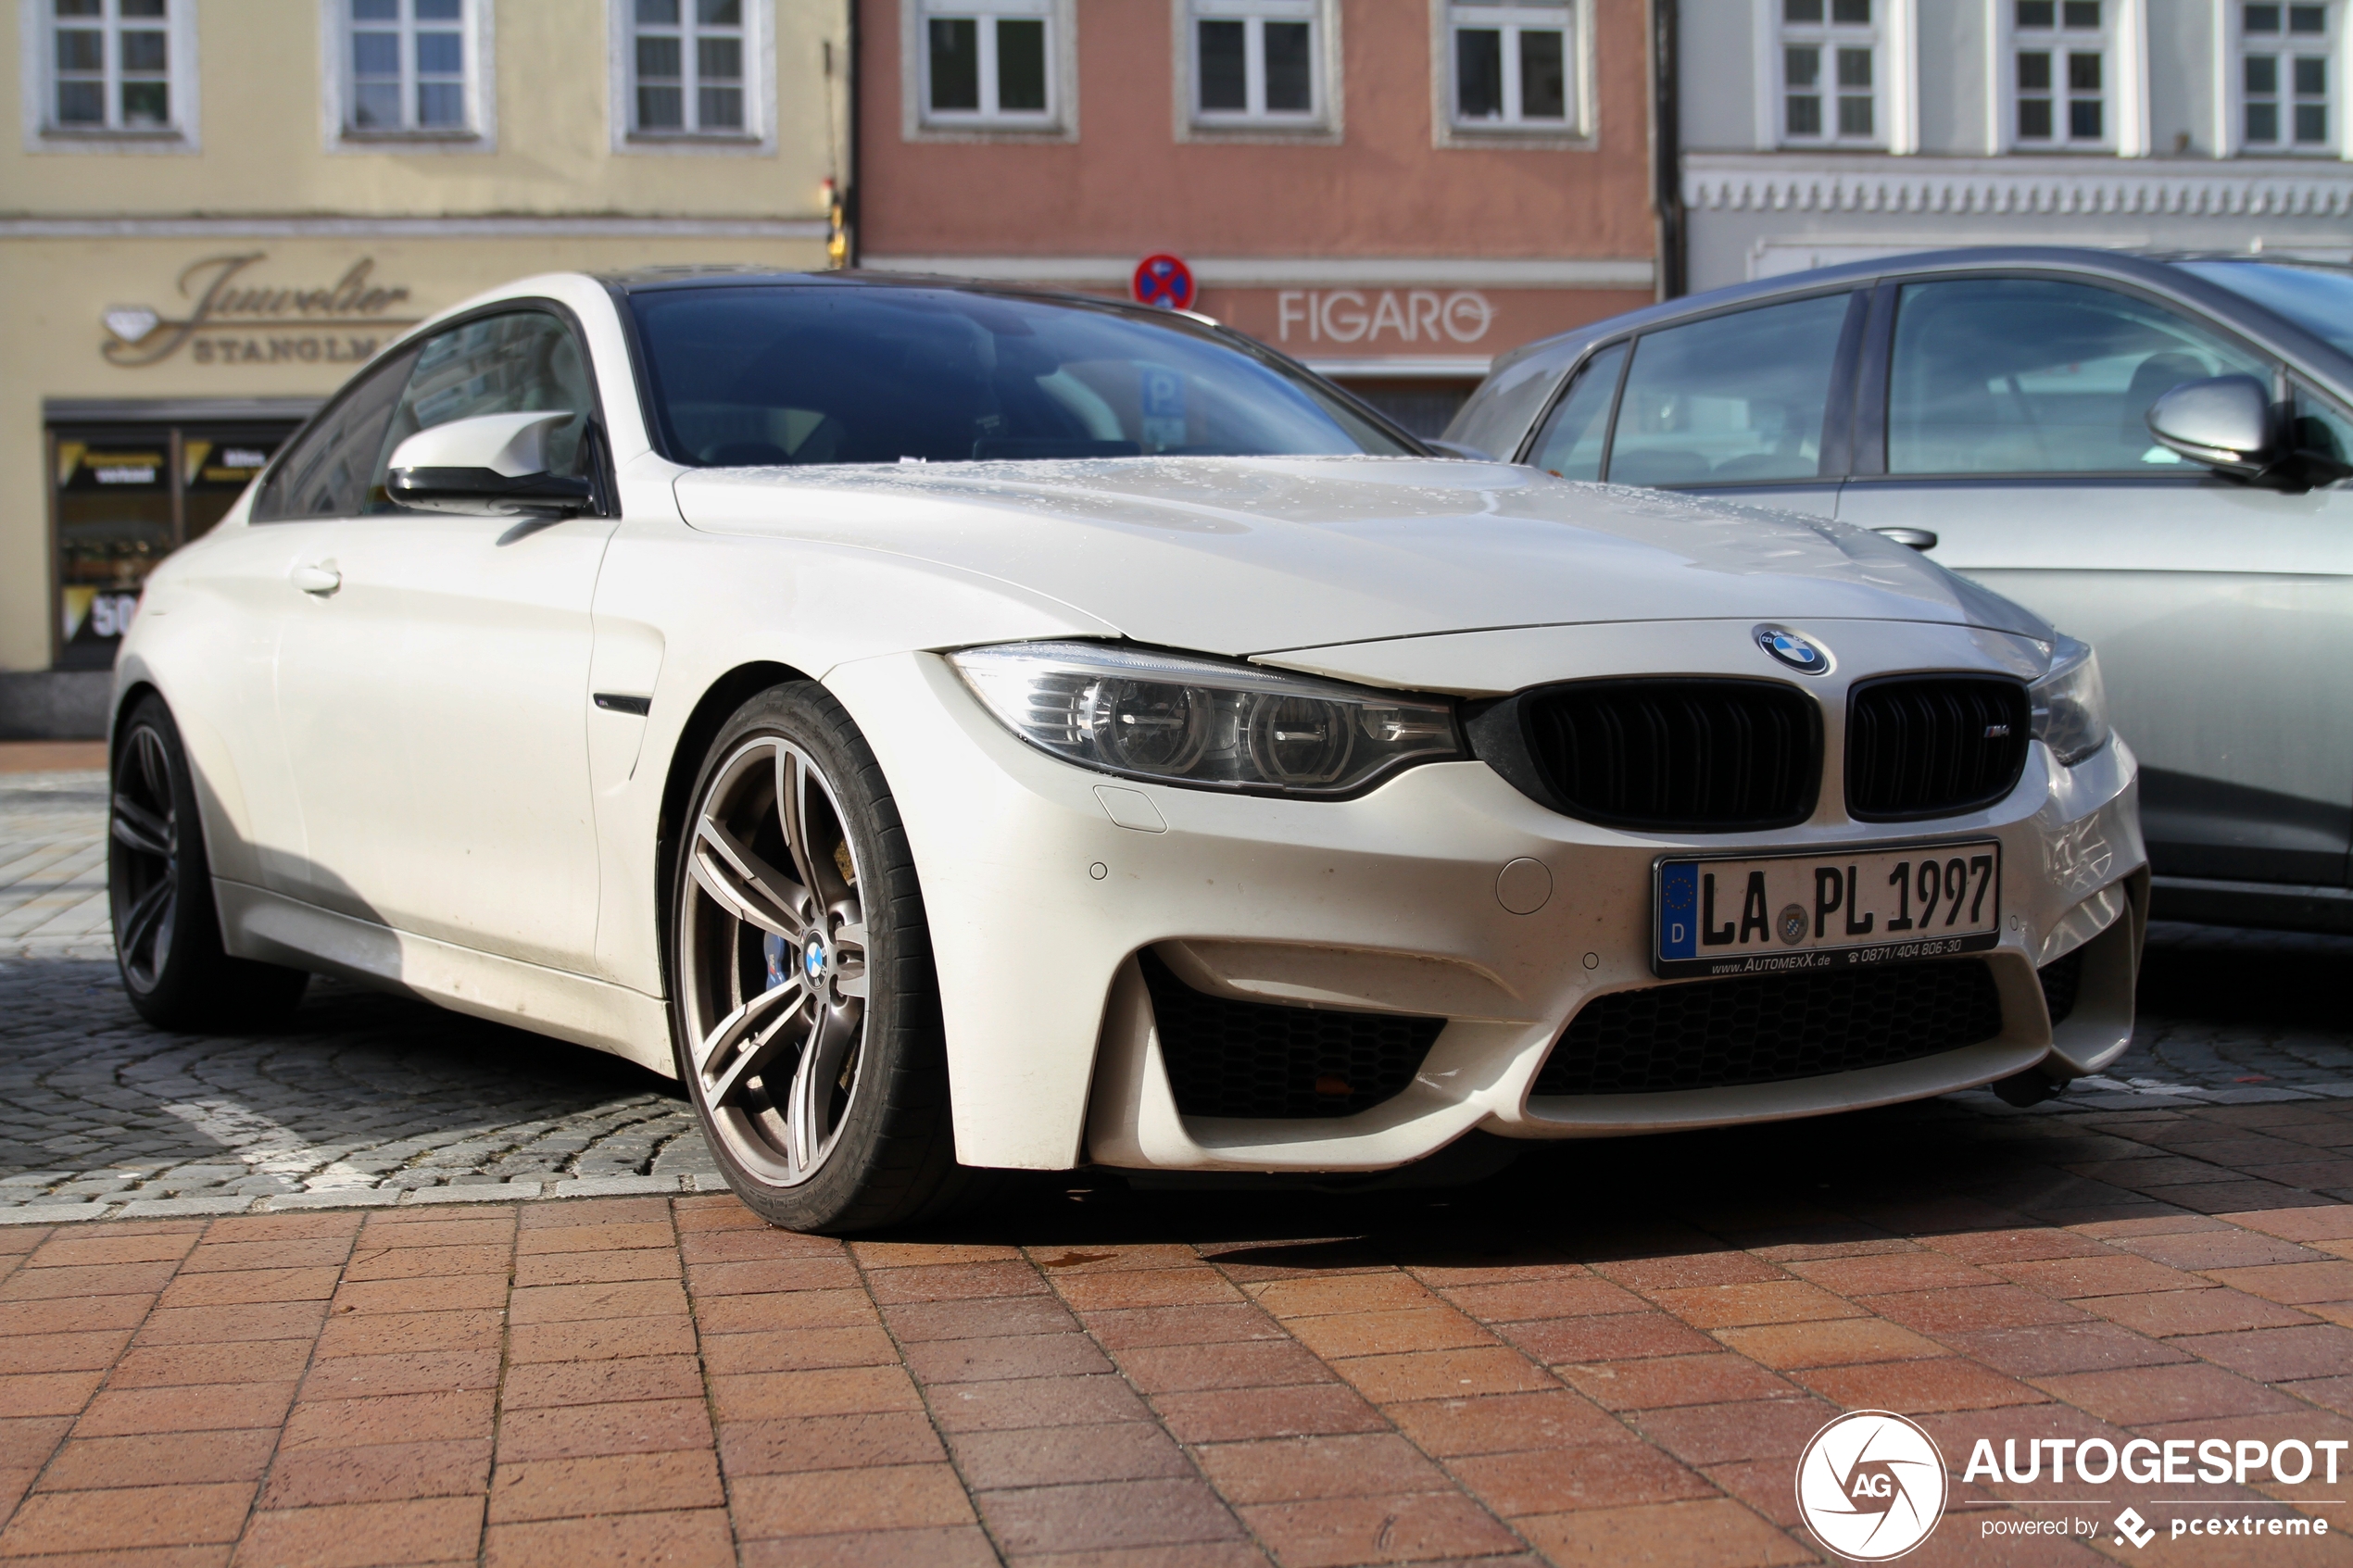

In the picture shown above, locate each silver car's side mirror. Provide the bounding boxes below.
[2145,375,2274,478]
[387,410,597,518]
[2146,375,2353,491]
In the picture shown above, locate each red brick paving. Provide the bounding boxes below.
[5,1092,2353,1563]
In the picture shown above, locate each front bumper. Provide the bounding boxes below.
[827,619,2145,1173]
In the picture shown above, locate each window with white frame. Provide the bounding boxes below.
[1190,0,1320,124]
[631,0,748,133]
[1449,0,1575,130]
[2012,0,2109,145]
[2241,2,2333,150]
[346,0,472,133]
[45,0,179,132]
[1780,0,1878,144]
[921,0,1052,122]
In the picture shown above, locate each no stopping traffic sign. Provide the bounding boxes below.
[1132,254,1196,310]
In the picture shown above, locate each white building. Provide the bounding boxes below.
[1676,0,2353,292]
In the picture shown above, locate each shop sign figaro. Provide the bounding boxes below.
[100,254,421,369]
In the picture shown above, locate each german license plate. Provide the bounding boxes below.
[1653,841,2002,978]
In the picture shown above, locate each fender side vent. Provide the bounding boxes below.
[1139,950,1443,1120]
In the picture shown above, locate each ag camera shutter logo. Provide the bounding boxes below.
[1795,1410,1948,1562]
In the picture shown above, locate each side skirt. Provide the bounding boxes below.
[214,879,676,1077]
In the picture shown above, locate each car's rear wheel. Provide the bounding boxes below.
[109,694,308,1030]
[671,683,976,1233]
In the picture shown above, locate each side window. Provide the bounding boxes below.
[250,346,422,522]
[1606,293,1854,486]
[2292,383,2353,471]
[364,310,598,513]
[1525,341,1626,480]
[1886,278,2272,476]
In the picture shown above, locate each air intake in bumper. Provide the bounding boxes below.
[1466,678,1821,832]
[1845,675,2031,821]
[1139,950,1443,1120]
[1533,960,2006,1096]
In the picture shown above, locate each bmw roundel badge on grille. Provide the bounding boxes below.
[1755,625,1831,673]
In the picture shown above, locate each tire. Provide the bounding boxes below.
[669,682,981,1234]
[109,694,308,1030]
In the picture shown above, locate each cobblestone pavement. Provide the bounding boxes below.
[0,769,720,1213]
[2,1066,2353,1565]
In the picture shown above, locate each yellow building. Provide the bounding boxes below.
[2,0,848,734]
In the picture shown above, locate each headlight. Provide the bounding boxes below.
[949,641,1460,797]
[2030,636,2109,767]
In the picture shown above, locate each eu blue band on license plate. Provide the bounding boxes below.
[1652,839,2003,979]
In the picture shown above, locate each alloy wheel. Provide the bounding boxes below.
[111,722,179,993]
[678,736,870,1186]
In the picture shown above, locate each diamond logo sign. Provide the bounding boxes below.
[103,307,160,344]
[1795,1410,1948,1562]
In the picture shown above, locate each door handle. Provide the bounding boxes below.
[290,559,342,596]
[1873,527,1939,551]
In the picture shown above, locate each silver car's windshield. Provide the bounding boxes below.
[626,283,1416,466]
[2177,260,2353,359]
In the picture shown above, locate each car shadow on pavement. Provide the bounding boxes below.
[0,960,697,1206]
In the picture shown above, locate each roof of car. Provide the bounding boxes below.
[1488,244,2353,385]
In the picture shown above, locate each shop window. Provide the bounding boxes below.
[2241,3,2334,151]
[630,0,749,135]
[1449,0,1577,132]
[339,0,484,137]
[2012,0,2110,146]
[1189,0,1326,127]
[51,422,300,670]
[43,0,191,138]
[919,0,1056,125]
[1780,0,1879,144]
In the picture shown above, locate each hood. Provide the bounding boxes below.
[673,456,2052,658]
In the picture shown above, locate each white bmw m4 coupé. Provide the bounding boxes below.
[110,269,2146,1231]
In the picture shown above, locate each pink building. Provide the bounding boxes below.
[853,0,1662,433]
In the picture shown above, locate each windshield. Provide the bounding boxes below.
[626,283,1415,466]
[2176,260,2353,359]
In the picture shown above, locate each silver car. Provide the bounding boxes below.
[1447,246,2353,935]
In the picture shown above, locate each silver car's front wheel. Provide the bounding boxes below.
[671,683,975,1232]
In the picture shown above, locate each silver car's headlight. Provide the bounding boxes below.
[949,641,1460,797]
[2030,636,2109,767]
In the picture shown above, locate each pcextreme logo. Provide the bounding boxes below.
[1795,1411,1949,1562]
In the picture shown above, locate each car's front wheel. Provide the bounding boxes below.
[670,683,975,1233]
[109,694,308,1030]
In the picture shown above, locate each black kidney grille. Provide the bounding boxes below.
[1846,676,2031,821]
[1473,679,1819,831]
[1139,950,1443,1120]
[2038,947,2085,1026]
[1533,960,2005,1096]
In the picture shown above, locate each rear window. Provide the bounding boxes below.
[625,284,1415,466]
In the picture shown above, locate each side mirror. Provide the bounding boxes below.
[2145,375,2353,490]
[387,411,596,517]
[2145,375,2273,478]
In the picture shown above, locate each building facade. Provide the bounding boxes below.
[851,0,1661,436]
[3,0,847,725]
[1677,0,2353,293]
